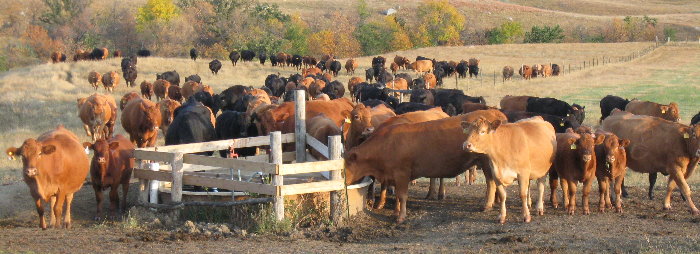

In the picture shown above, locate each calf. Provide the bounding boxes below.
[409,89,434,106]
[83,135,134,219]
[153,80,171,101]
[594,130,630,213]
[88,71,102,90]
[550,131,605,215]
[140,81,154,100]
[345,59,358,75]
[519,65,532,80]
[6,126,89,229]
[158,98,181,136]
[168,85,183,102]
[101,71,120,92]
[215,111,257,158]
[121,98,161,148]
[123,67,137,87]
[502,66,514,81]
[599,95,631,122]
[461,116,556,223]
[527,97,585,125]
[306,114,342,160]
[625,100,680,122]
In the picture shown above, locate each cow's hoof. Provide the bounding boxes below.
[552,204,559,209]
[616,207,623,213]
[691,209,700,215]
[583,209,590,215]
[568,209,575,215]
[537,209,544,216]
[483,206,493,212]
[663,205,672,210]
[437,194,445,200]
[374,203,385,210]
[599,207,605,213]
[396,217,405,224]
[499,217,506,224]
[606,204,613,209]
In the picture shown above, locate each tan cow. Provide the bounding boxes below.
[83,134,134,219]
[119,91,141,111]
[121,98,162,148]
[348,77,365,100]
[519,65,533,80]
[594,130,630,213]
[158,98,181,136]
[541,64,553,77]
[345,59,358,75]
[182,81,203,101]
[408,60,433,73]
[140,81,154,101]
[153,79,171,101]
[101,71,119,92]
[78,94,117,141]
[423,73,437,89]
[88,71,102,90]
[6,125,89,229]
[500,95,532,112]
[625,100,680,122]
[306,114,342,160]
[461,116,556,223]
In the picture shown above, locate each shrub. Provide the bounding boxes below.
[524,25,565,43]
[664,27,678,41]
[413,0,465,46]
[136,0,180,32]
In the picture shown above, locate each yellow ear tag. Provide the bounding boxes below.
[7,152,12,156]
[559,122,564,126]
[661,109,666,114]
[462,129,468,134]
[684,133,690,139]
[570,144,577,150]
[344,118,351,123]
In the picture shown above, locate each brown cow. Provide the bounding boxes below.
[83,134,134,219]
[260,98,354,136]
[348,77,364,100]
[343,103,396,151]
[502,66,514,82]
[73,49,90,61]
[625,100,680,122]
[309,80,327,99]
[531,64,542,78]
[390,62,399,75]
[594,130,630,213]
[153,79,170,101]
[168,85,183,102]
[345,109,505,223]
[388,78,408,97]
[182,81,203,100]
[394,56,410,70]
[119,91,141,111]
[100,48,109,60]
[302,67,322,77]
[423,73,437,89]
[541,64,553,77]
[345,59,358,75]
[6,125,89,229]
[500,95,532,112]
[276,52,288,67]
[550,131,605,215]
[602,110,700,214]
[306,114,342,160]
[462,102,495,115]
[121,98,162,148]
[101,71,119,92]
[300,77,315,87]
[409,60,433,73]
[140,81,154,101]
[78,94,117,141]
[461,116,556,223]
[158,98,181,136]
[88,71,102,90]
[113,50,122,57]
[50,51,66,63]
[519,65,532,80]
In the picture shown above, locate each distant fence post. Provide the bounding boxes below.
[493,71,496,87]
[295,90,306,163]
[270,131,284,221]
[328,135,346,224]
[170,152,184,203]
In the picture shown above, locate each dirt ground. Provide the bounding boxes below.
[2,177,700,253]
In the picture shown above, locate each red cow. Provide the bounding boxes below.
[83,134,135,219]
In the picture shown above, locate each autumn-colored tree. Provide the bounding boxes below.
[413,0,465,46]
[355,16,412,55]
[603,18,629,42]
[308,30,361,58]
[136,0,180,32]
[22,25,65,58]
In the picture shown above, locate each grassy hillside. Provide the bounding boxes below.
[0,42,698,186]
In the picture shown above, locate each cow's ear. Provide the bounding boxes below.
[565,128,574,134]
[660,105,669,113]
[6,147,19,158]
[41,145,56,155]
[619,139,630,148]
[109,142,120,150]
[82,142,93,150]
[488,120,502,132]
[276,112,289,122]
[594,134,605,145]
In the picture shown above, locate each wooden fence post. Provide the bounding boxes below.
[328,135,346,224]
[295,90,306,163]
[170,152,184,203]
[270,131,284,221]
[493,71,496,87]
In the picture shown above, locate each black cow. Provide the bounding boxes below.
[284,88,310,102]
[356,83,399,109]
[219,85,250,111]
[692,112,700,125]
[526,97,585,125]
[258,52,267,65]
[165,98,217,155]
[433,68,446,86]
[288,74,303,86]
[90,48,105,60]
[502,110,581,133]
[264,74,285,98]
[190,48,197,61]
[468,64,479,78]
[291,55,303,70]
[434,89,485,116]
[371,56,386,69]
[185,74,201,83]
[365,68,374,83]
[409,89,434,105]
[376,68,393,84]
[361,99,393,109]
[552,64,561,76]
[241,50,255,62]
[269,54,278,66]
[328,60,341,77]
[209,59,222,75]
[317,61,326,71]
[121,57,136,73]
[456,61,468,78]
[137,49,151,57]
[123,66,137,87]
[411,78,426,90]
[215,111,258,158]
[394,73,413,88]
[322,81,345,99]
[192,91,221,116]
[156,70,180,86]
[229,51,241,66]
[395,102,436,115]
[599,95,630,122]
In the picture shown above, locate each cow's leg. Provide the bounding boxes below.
[64,193,74,229]
[83,124,92,137]
[614,176,624,213]
[519,175,531,223]
[93,184,104,220]
[597,177,608,213]
[536,177,545,216]
[426,178,438,200]
[668,169,699,214]
[438,178,446,200]
[395,181,409,223]
[497,184,507,224]
[49,196,56,228]
[53,193,66,229]
[455,173,462,187]
[567,181,577,215]
[375,184,388,209]
[605,178,613,209]
[483,171,497,212]
[468,167,477,185]
[582,178,593,215]
[35,198,46,230]
[621,179,629,198]
[109,185,119,218]
[648,172,658,200]
[549,171,559,208]
[561,178,569,209]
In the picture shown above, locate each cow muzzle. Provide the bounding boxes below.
[582,154,592,162]
[98,157,106,163]
[462,142,474,152]
[607,155,615,163]
[24,167,38,177]
[361,127,375,136]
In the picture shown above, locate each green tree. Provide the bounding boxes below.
[487,21,523,44]
[136,0,180,31]
[251,3,290,22]
[413,0,465,46]
[354,16,412,55]
[284,16,310,55]
[357,0,370,21]
[664,27,677,41]
[524,25,565,43]
[39,0,92,25]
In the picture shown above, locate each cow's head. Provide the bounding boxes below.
[261,108,288,135]
[345,104,374,136]
[661,102,680,122]
[460,118,502,153]
[159,99,180,131]
[83,140,119,185]
[6,139,56,178]
[570,104,586,125]
[683,124,700,158]
[343,150,372,185]
[567,133,604,163]
[599,134,630,177]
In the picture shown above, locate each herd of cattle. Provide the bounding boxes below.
[6,50,700,229]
